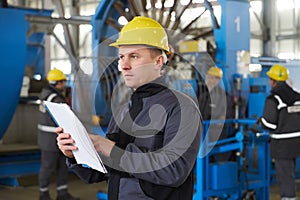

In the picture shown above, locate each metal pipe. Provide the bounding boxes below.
[51,32,79,69]
[141,0,148,17]
[53,0,78,71]
[128,0,139,16]
[181,8,207,33]
[150,0,156,19]
[158,0,166,24]
[105,17,121,31]
[276,33,300,40]
[26,15,91,25]
[113,1,132,21]
[164,0,179,28]
[171,0,193,30]
[192,28,213,40]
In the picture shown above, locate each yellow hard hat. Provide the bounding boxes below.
[267,64,289,81]
[109,16,170,53]
[207,66,223,78]
[47,68,67,82]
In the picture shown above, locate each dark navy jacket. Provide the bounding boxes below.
[67,82,202,200]
[261,82,300,158]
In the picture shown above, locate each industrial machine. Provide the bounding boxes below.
[84,0,272,199]
[1,0,300,199]
[0,6,52,186]
[192,119,271,200]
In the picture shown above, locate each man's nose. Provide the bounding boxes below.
[120,59,131,70]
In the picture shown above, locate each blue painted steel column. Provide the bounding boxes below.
[214,0,250,94]
[0,8,52,140]
[0,8,26,140]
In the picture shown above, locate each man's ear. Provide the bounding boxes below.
[155,55,165,66]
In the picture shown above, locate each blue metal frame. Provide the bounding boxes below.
[0,151,41,186]
[214,0,250,95]
[0,7,52,141]
[0,6,52,186]
[193,119,270,200]
[0,8,27,141]
[89,1,270,199]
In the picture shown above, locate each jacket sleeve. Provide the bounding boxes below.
[110,103,202,187]
[66,157,107,183]
[260,96,278,130]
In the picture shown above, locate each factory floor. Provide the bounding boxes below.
[0,173,106,200]
[0,173,299,200]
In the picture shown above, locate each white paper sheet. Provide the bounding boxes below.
[44,101,107,173]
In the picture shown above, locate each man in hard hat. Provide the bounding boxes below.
[260,64,300,200]
[202,66,235,161]
[56,16,201,200]
[204,66,234,120]
[38,69,79,200]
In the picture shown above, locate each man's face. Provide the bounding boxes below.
[56,80,66,91]
[206,74,220,90]
[118,45,162,89]
[269,79,277,88]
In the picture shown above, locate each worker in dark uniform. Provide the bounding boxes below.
[204,66,234,121]
[56,16,202,200]
[38,68,79,200]
[202,66,235,161]
[260,64,300,200]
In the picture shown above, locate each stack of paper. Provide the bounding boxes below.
[44,101,107,173]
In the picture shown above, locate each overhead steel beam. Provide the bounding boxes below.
[164,0,179,28]
[105,17,122,31]
[158,0,166,24]
[181,8,207,34]
[276,34,300,40]
[53,0,78,71]
[113,1,133,21]
[204,0,219,29]
[51,33,79,69]
[26,15,91,25]
[150,0,156,19]
[171,0,193,30]
[128,0,139,16]
[141,0,148,17]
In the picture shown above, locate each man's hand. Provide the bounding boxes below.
[89,134,115,157]
[56,127,78,158]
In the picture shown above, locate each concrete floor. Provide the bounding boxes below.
[0,173,297,200]
[0,174,107,200]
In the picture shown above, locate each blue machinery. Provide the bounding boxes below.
[0,6,52,186]
[194,119,270,199]
[0,0,294,198]
[91,0,273,200]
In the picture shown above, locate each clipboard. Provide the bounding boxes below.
[44,101,107,173]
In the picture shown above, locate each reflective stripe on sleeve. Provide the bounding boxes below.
[46,93,58,102]
[274,95,287,110]
[38,124,57,133]
[261,117,277,130]
[271,131,300,139]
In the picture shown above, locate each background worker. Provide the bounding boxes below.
[56,16,201,200]
[203,66,234,121]
[260,64,300,200]
[38,68,78,200]
[200,66,235,161]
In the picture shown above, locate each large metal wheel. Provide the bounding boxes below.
[73,0,219,130]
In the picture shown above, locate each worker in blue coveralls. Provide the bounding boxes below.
[56,16,202,200]
[260,64,300,200]
[38,68,79,200]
